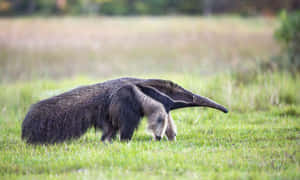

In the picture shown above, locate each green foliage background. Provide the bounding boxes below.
[0,0,299,16]
[274,11,300,72]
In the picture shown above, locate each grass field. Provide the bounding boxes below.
[0,16,299,179]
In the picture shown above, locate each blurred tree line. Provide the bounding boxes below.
[274,11,300,73]
[0,0,299,16]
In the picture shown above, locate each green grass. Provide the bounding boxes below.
[0,72,299,179]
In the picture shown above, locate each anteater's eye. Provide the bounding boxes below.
[157,118,163,123]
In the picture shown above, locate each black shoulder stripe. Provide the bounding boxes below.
[136,84,175,112]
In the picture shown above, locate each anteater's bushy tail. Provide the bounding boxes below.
[21,103,94,144]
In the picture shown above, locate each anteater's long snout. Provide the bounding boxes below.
[193,95,228,113]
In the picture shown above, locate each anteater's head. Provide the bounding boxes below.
[147,111,168,141]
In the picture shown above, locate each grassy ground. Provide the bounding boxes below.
[0,16,299,179]
[0,73,299,179]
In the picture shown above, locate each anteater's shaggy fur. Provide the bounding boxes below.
[22,78,228,144]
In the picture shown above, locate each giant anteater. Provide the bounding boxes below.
[22,78,228,144]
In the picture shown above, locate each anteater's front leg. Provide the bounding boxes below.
[165,113,177,141]
[120,124,135,141]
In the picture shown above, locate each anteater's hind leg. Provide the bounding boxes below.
[108,129,118,141]
[104,128,118,142]
[101,129,110,142]
[101,121,115,142]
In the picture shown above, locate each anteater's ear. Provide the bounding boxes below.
[136,84,179,112]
